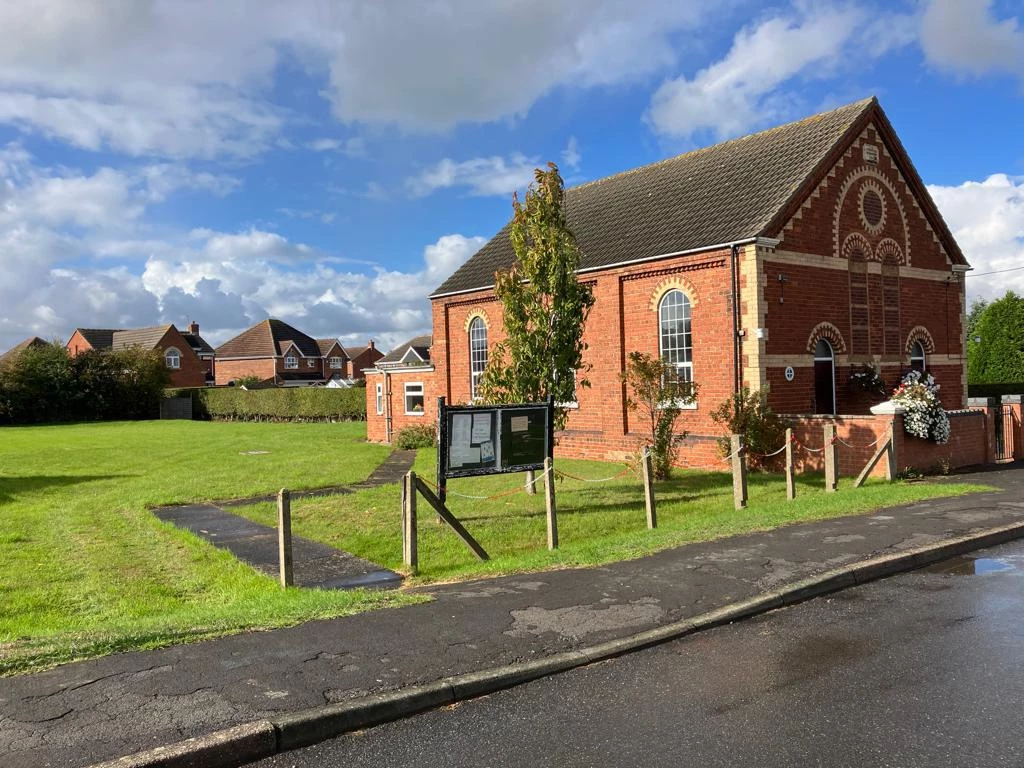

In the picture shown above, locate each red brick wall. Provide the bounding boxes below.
[214,358,277,385]
[789,411,987,479]
[365,369,436,443]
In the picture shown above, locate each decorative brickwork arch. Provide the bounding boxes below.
[649,276,699,311]
[832,166,912,265]
[875,237,905,266]
[806,322,847,354]
[841,232,873,262]
[905,326,935,355]
[462,309,491,332]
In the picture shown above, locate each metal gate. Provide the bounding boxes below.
[993,404,1017,462]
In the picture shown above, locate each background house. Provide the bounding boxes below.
[66,324,211,388]
[365,335,433,442]
[368,97,971,467]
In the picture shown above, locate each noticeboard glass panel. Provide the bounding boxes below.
[445,410,498,474]
[499,407,548,469]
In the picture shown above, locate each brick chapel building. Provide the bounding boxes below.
[366,97,970,465]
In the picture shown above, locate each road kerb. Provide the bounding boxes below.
[86,520,1024,768]
[87,721,276,768]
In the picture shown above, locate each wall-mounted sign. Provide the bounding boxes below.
[784,366,795,382]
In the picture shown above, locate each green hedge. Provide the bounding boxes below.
[167,387,366,422]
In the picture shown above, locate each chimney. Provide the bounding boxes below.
[188,321,199,335]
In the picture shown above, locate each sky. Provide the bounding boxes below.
[0,0,1022,353]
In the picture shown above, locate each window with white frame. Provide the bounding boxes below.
[910,340,926,373]
[404,382,424,415]
[469,316,488,399]
[658,289,695,408]
[329,356,343,369]
[284,355,298,369]
[164,347,181,370]
[375,382,383,415]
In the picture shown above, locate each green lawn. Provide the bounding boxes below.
[0,421,991,676]
[228,447,991,585]
[0,421,422,676]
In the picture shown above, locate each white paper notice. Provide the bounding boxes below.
[510,415,529,433]
[480,440,495,463]
[471,413,492,443]
[450,445,481,467]
[451,413,472,448]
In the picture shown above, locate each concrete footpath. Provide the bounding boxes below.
[3,463,1024,768]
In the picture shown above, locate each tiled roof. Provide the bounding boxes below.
[317,339,346,357]
[432,98,878,297]
[111,326,173,351]
[216,319,321,359]
[74,328,118,349]
[182,332,215,356]
[378,335,432,365]
[0,336,48,366]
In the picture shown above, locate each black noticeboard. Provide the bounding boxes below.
[438,397,553,482]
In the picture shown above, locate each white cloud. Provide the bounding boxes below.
[306,136,367,157]
[647,6,870,140]
[928,174,1024,301]
[920,0,1024,77]
[406,154,539,198]
[0,0,721,155]
[562,137,581,172]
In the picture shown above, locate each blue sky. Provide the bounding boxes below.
[0,0,1022,353]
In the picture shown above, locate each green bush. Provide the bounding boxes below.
[394,423,436,449]
[710,388,787,470]
[167,386,367,422]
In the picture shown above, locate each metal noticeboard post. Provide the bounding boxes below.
[436,396,554,504]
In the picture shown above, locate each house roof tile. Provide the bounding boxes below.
[433,97,884,297]
[216,319,322,359]
[378,335,432,365]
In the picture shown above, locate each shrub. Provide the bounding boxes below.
[710,388,787,469]
[177,387,366,422]
[619,351,698,480]
[892,370,949,444]
[394,423,436,449]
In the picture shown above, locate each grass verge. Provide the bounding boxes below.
[228,447,991,584]
[0,421,425,676]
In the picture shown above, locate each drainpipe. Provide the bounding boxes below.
[384,371,393,443]
[730,243,742,416]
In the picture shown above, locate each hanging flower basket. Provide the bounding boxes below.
[890,370,950,444]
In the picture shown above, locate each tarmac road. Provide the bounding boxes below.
[251,538,1024,768]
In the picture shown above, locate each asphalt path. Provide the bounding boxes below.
[252,538,1024,768]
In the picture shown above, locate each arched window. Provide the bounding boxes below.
[659,289,692,383]
[813,339,835,415]
[164,348,181,370]
[469,316,488,399]
[910,340,926,373]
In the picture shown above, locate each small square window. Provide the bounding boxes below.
[404,382,424,415]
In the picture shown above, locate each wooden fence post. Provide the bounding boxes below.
[731,434,748,510]
[785,428,796,501]
[402,471,418,574]
[277,488,293,588]
[642,445,657,528]
[544,457,558,550]
[823,424,838,492]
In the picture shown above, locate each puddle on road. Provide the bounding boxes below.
[920,555,1017,576]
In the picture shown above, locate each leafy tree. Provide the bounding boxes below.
[477,163,595,429]
[620,351,698,480]
[710,388,787,470]
[968,291,1024,384]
